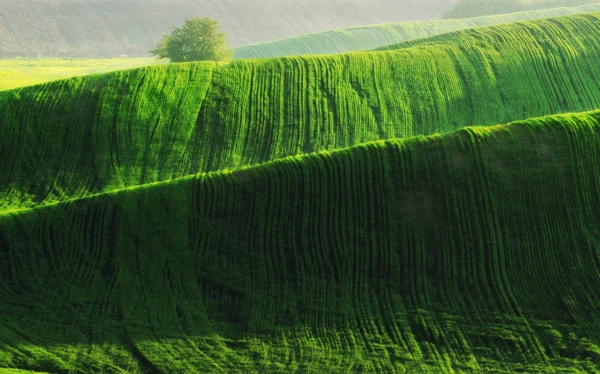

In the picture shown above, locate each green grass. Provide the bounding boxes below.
[379,10,600,51]
[3,6,598,92]
[1,110,600,372]
[234,3,600,59]
[0,58,157,92]
[3,12,600,211]
[3,11,600,373]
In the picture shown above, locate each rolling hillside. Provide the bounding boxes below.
[0,0,453,58]
[379,11,600,51]
[234,3,600,59]
[3,13,600,211]
[10,5,600,93]
[2,11,600,373]
[1,110,600,372]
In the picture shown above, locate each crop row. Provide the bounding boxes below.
[1,111,599,372]
[3,13,600,213]
[4,13,600,212]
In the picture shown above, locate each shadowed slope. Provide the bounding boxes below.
[233,4,600,59]
[1,111,600,372]
[3,13,600,211]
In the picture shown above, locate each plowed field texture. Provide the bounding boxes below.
[1,10,600,374]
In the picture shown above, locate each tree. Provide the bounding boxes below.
[150,17,231,62]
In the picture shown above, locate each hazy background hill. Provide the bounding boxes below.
[442,0,600,18]
[0,0,455,58]
[234,4,600,58]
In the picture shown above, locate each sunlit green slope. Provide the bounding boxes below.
[3,12,600,211]
[1,110,600,372]
[0,58,158,92]
[379,11,600,51]
[233,4,600,59]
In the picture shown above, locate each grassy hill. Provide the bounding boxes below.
[3,11,600,373]
[234,4,600,59]
[1,110,600,372]
[7,6,600,93]
[378,11,600,54]
[3,12,600,211]
[0,0,453,58]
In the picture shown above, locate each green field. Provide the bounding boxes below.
[2,8,600,374]
[234,3,600,58]
[3,13,600,211]
[5,5,598,93]
[2,110,600,372]
[0,58,157,91]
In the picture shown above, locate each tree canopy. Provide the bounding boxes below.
[150,17,231,62]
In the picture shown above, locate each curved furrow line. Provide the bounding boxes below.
[4,14,600,211]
